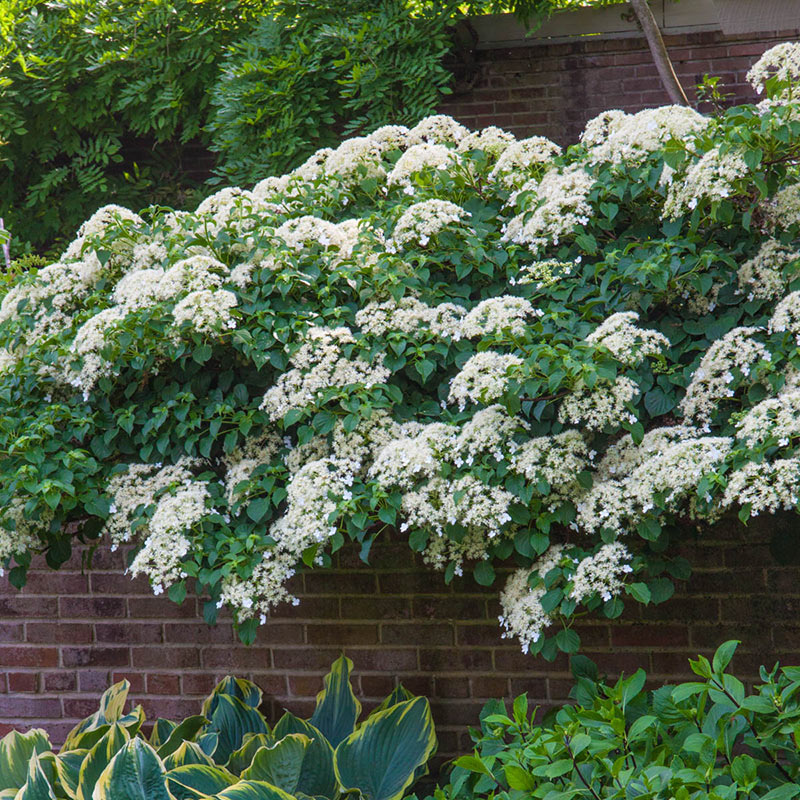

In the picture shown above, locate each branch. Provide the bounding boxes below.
[628,0,690,106]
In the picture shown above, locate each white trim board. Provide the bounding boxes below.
[470,0,800,50]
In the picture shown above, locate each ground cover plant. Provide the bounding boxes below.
[0,45,799,653]
[432,641,800,800]
[0,655,437,800]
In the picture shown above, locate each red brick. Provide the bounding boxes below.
[7,673,37,693]
[27,623,92,644]
[62,647,129,669]
[0,647,58,668]
[307,624,378,645]
[43,672,77,692]
[148,673,181,694]
[133,647,199,669]
[59,597,126,619]
[95,622,162,644]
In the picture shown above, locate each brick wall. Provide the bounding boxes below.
[0,515,797,766]
[439,28,800,145]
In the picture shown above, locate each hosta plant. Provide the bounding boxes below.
[433,640,800,800]
[3,44,800,654]
[0,655,437,800]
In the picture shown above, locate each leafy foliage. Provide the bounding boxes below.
[0,655,437,800]
[432,640,800,800]
[2,49,800,651]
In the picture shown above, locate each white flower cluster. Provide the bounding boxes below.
[558,376,639,431]
[498,545,565,654]
[104,459,209,595]
[260,326,389,421]
[408,114,469,145]
[448,351,523,411]
[62,204,144,269]
[389,200,471,249]
[460,296,542,339]
[387,143,457,190]
[583,106,709,165]
[0,498,54,568]
[458,126,516,157]
[569,542,633,603]
[681,327,772,422]
[765,183,800,229]
[770,291,800,341]
[585,311,669,364]
[219,457,354,620]
[577,432,732,534]
[737,240,799,301]
[663,146,749,218]
[747,42,800,97]
[489,136,562,189]
[735,386,800,448]
[512,259,575,289]
[511,430,589,497]
[503,166,595,252]
[355,296,465,339]
[722,457,800,516]
[223,431,284,504]
[172,289,238,334]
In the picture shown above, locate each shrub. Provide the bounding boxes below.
[0,46,800,649]
[0,655,437,800]
[431,640,800,800]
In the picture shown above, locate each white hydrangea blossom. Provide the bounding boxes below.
[558,376,640,430]
[61,204,144,266]
[489,136,562,189]
[369,422,456,489]
[765,183,800,229]
[735,387,800,448]
[0,498,54,567]
[389,200,471,249]
[386,143,458,189]
[747,42,800,97]
[503,166,595,252]
[69,307,126,395]
[224,431,284,504]
[722,457,800,515]
[457,126,516,157]
[770,291,800,339]
[584,106,709,165]
[460,296,542,339]
[172,289,238,334]
[585,312,669,364]
[498,545,565,653]
[513,259,575,289]
[355,296,465,339]
[569,542,633,603]
[407,114,469,145]
[453,404,526,467]
[367,124,411,151]
[681,327,772,422]
[448,351,523,411]
[260,326,389,421]
[737,240,798,301]
[219,457,354,619]
[512,430,589,493]
[663,146,749,218]
[324,136,386,184]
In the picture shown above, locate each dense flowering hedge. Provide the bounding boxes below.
[1,45,800,653]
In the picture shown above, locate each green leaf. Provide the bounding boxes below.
[93,740,171,800]
[269,716,336,797]
[206,695,269,766]
[225,734,272,775]
[712,640,739,676]
[212,781,298,800]
[555,629,580,654]
[504,765,536,790]
[165,764,237,799]
[156,717,207,760]
[163,742,216,772]
[12,753,57,800]
[0,729,51,790]
[473,561,495,587]
[241,734,310,789]
[452,756,492,778]
[334,697,437,800]
[76,723,130,800]
[62,681,130,751]
[54,749,88,797]
[310,655,361,748]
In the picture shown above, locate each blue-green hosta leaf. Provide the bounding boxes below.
[202,678,263,719]
[92,739,171,800]
[76,723,130,800]
[310,655,361,748]
[11,753,57,800]
[226,734,272,776]
[0,729,51,790]
[241,734,309,790]
[269,717,335,797]
[156,716,207,760]
[334,697,437,800]
[54,749,88,797]
[212,781,298,800]
[164,741,217,771]
[62,682,130,752]
[165,763,237,799]
[149,720,178,749]
[372,686,415,716]
[207,695,269,766]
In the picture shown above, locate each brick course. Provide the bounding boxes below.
[3,22,800,768]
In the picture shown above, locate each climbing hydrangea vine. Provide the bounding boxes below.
[2,45,800,655]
